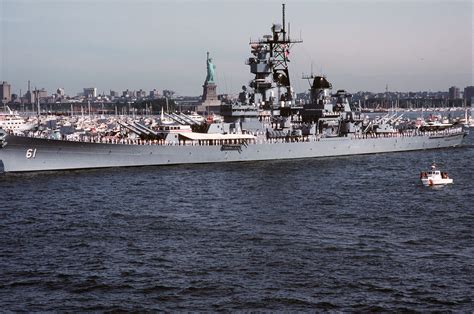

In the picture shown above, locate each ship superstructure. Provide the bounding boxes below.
[222,4,302,123]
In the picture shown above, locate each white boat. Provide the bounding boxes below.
[186,112,206,124]
[0,106,36,133]
[420,163,453,186]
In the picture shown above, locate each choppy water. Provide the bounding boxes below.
[1,133,473,311]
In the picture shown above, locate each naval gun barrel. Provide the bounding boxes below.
[390,114,404,124]
[117,120,147,136]
[165,113,187,125]
[176,113,199,125]
[131,122,158,136]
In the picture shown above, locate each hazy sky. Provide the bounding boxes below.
[0,0,472,96]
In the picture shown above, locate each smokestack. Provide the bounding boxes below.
[28,80,30,92]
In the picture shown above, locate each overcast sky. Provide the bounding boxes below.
[0,0,472,96]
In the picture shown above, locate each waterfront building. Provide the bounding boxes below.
[149,89,160,98]
[464,86,474,105]
[448,86,460,100]
[137,89,146,99]
[122,89,136,98]
[0,81,11,103]
[83,87,97,98]
[24,90,35,105]
[35,89,48,103]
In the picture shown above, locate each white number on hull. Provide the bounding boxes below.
[26,148,37,159]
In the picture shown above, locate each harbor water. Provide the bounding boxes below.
[0,133,473,311]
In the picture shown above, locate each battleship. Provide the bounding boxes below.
[0,5,466,173]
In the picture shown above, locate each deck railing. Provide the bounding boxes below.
[11,126,465,147]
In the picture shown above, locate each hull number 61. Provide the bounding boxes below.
[26,148,37,159]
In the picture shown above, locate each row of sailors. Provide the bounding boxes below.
[72,137,254,146]
[19,126,464,145]
[352,127,464,139]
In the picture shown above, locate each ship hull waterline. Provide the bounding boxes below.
[0,133,465,173]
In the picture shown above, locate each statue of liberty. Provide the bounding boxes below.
[205,52,216,84]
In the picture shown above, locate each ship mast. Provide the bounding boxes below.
[282,3,286,40]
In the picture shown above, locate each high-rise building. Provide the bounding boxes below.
[24,90,35,104]
[83,87,97,98]
[464,86,474,105]
[149,89,160,99]
[448,86,460,100]
[137,89,146,99]
[122,89,137,98]
[39,89,47,98]
[0,81,12,103]
[35,89,48,102]
[24,80,35,104]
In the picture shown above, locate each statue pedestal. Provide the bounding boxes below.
[198,82,221,114]
[202,82,217,102]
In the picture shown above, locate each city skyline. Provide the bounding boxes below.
[1,0,472,96]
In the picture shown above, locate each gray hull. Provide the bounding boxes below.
[0,132,466,173]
